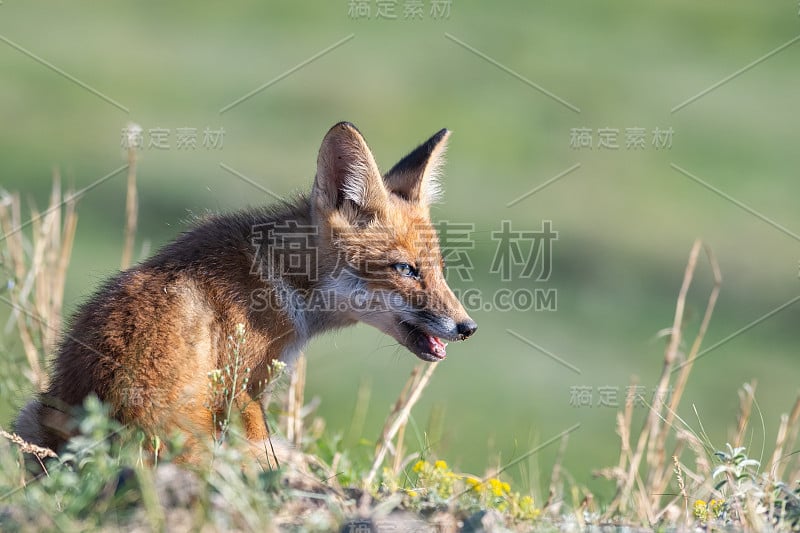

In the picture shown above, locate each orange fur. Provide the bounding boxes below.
[15,122,477,463]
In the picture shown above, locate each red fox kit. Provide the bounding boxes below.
[15,122,477,460]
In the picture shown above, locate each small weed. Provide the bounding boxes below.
[397,458,542,525]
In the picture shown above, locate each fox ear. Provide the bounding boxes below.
[383,128,450,205]
[314,122,388,214]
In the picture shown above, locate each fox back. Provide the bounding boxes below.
[14,122,477,461]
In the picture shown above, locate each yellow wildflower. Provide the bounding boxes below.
[434,460,448,471]
[413,460,427,473]
[511,493,541,520]
[693,499,708,521]
[488,478,508,497]
[709,498,724,517]
[466,477,484,493]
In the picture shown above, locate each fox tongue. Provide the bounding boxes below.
[425,335,447,359]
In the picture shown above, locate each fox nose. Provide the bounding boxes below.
[456,319,477,339]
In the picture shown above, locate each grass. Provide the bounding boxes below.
[1,162,800,531]
[2,2,799,494]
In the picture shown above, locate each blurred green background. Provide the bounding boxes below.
[1,1,798,499]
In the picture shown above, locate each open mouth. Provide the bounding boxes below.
[403,325,449,362]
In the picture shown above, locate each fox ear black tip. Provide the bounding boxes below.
[434,128,450,141]
[331,121,361,134]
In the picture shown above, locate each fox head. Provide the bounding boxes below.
[311,122,477,362]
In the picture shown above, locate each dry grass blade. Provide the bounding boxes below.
[613,240,701,514]
[649,242,721,500]
[0,428,57,459]
[345,379,371,449]
[0,175,78,391]
[647,241,703,467]
[120,125,140,270]
[733,381,757,448]
[0,192,41,386]
[603,239,722,522]
[768,393,800,482]
[364,362,437,487]
[390,417,408,475]
[545,428,571,509]
[672,455,689,525]
[599,379,635,520]
[286,354,307,447]
[663,242,722,428]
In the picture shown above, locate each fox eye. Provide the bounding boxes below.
[391,263,419,279]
